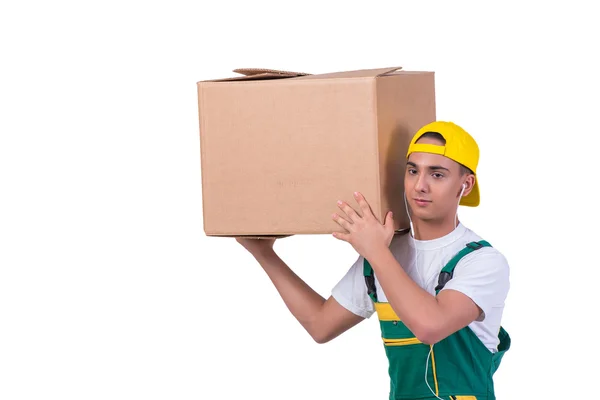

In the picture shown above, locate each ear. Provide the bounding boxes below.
[461,175,476,196]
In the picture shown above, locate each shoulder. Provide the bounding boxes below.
[451,231,510,284]
[458,227,509,264]
[437,226,511,288]
[443,232,511,321]
[458,246,510,276]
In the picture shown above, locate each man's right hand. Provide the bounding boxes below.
[235,237,277,258]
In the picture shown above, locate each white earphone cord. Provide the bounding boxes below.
[404,183,465,400]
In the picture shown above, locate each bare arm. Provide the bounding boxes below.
[247,243,365,343]
[369,247,480,345]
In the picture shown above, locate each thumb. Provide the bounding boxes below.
[385,211,394,227]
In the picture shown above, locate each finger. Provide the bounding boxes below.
[332,231,350,241]
[354,192,374,220]
[384,211,393,227]
[332,212,352,231]
[338,200,362,221]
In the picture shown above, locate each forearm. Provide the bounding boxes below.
[254,249,326,338]
[369,248,443,342]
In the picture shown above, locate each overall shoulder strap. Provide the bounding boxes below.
[363,259,378,302]
[434,240,492,295]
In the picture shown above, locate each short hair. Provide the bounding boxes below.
[415,131,475,176]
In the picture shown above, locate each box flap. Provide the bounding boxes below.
[293,66,402,80]
[200,68,311,83]
[233,68,311,77]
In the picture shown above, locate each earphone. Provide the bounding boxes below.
[403,192,415,238]
[402,185,465,400]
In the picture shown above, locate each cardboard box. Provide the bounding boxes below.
[197,66,436,237]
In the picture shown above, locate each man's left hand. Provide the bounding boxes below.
[332,191,395,260]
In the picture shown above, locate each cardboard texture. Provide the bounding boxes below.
[197,66,436,237]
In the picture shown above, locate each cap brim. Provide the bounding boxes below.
[460,177,480,207]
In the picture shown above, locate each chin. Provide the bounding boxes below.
[412,206,446,222]
[411,209,435,222]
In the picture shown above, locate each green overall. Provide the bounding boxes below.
[363,241,511,400]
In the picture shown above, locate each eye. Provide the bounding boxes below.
[408,168,417,175]
[432,173,444,179]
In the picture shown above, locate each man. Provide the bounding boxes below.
[236,121,511,400]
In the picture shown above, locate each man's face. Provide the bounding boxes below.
[404,137,466,223]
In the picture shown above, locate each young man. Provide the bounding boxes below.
[236,121,511,400]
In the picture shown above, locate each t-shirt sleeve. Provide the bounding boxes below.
[331,255,376,319]
[440,248,510,322]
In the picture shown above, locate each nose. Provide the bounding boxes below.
[414,174,428,193]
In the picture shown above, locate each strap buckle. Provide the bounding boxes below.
[466,241,483,250]
[435,271,452,292]
[364,275,378,301]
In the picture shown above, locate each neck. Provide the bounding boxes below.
[411,216,460,241]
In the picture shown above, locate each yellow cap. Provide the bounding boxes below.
[406,121,480,207]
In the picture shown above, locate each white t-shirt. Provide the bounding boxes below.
[331,223,510,353]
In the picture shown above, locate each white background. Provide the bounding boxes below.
[1,1,598,399]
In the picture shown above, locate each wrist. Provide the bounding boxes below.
[254,248,277,263]
[367,245,392,268]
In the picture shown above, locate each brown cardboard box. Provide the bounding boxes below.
[197,66,436,238]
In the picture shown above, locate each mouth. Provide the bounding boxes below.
[413,198,432,206]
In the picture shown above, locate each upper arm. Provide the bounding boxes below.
[312,296,365,343]
[427,249,510,344]
[313,254,375,343]
[330,254,376,319]
[428,289,482,344]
